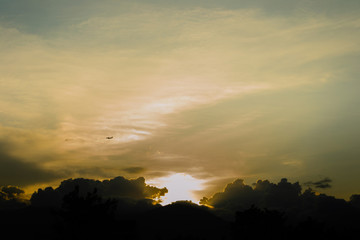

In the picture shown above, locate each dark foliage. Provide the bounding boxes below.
[0,177,360,240]
[55,185,137,240]
[233,205,287,240]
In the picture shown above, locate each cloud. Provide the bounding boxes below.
[0,186,27,210]
[304,177,332,189]
[0,142,61,187]
[201,178,301,211]
[1,186,24,199]
[200,177,360,226]
[30,176,168,208]
[1,1,360,201]
[123,167,146,174]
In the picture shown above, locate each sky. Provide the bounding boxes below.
[1,0,360,203]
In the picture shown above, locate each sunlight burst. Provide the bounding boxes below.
[149,173,205,205]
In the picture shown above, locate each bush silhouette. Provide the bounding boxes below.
[56,185,136,240]
[233,205,287,239]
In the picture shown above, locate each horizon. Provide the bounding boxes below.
[11,174,354,206]
[2,174,360,240]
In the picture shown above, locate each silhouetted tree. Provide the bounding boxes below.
[56,185,136,240]
[350,194,360,209]
[233,205,287,240]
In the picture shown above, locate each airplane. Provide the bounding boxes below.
[106,136,113,139]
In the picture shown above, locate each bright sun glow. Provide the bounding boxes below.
[149,173,205,205]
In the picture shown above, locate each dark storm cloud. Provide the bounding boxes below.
[0,186,27,210]
[0,142,60,186]
[304,177,332,189]
[123,167,146,174]
[1,186,24,199]
[200,177,359,226]
[31,176,168,208]
[200,178,302,211]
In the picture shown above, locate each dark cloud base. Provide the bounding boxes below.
[1,176,360,239]
[30,176,168,208]
[0,143,61,186]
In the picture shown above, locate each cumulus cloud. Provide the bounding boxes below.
[200,178,302,211]
[30,176,168,208]
[200,177,360,226]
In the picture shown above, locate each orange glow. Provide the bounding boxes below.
[148,173,205,205]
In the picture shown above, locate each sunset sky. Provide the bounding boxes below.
[1,0,360,204]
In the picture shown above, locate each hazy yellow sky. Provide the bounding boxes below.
[1,0,360,202]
